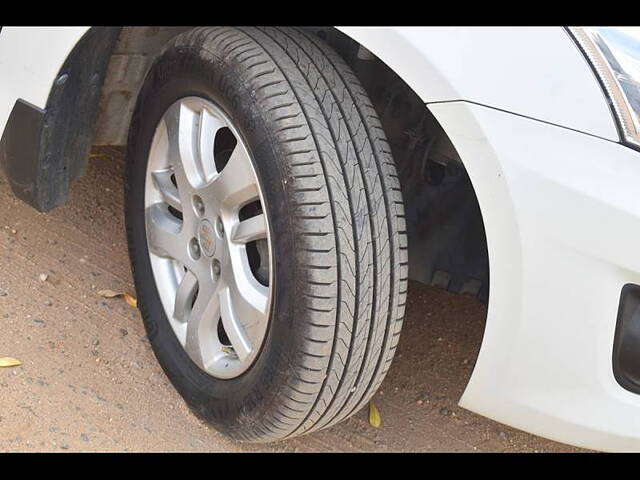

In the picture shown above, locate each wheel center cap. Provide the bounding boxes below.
[197,219,216,257]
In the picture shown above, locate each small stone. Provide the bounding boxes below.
[439,407,451,416]
[416,400,423,405]
[416,392,430,403]
[119,328,128,338]
[92,339,100,346]
[39,273,48,282]
[0,290,7,297]
[44,299,52,307]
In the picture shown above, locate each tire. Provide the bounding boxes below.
[125,26,408,442]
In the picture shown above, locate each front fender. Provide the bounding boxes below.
[430,100,640,452]
[337,26,619,142]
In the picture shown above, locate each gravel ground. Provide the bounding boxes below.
[0,148,586,452]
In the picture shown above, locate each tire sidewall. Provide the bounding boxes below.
[125,44,300,435]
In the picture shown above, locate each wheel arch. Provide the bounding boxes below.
[335,27,520,417]
[0,26,191,211]
[0,26,118,211]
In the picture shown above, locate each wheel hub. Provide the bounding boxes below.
[143,97,272,379]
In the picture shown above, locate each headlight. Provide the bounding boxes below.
[568,27,640,149]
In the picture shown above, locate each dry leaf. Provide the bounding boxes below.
[0,357,22,368]
[98,289,138,308]
[368,401,381,428]
[123,293,137,308]
[97,289,122,298]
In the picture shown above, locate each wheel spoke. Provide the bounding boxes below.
[151,170,182,212]
[146,204,184,260]
[219,286,253,362]
[185,286,220,369]
[208,144,259,208]
[163,100,203,193]
[225,261,269,354]
[230,213,267,244]
[198,108,225,182]
[173,270,198,322]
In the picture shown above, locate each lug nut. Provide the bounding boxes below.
[216,217,224,237]
[212,259,221,279]
[189,238,201,260]
[192,195,205,217]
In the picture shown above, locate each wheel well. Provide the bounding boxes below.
[309,28,490,302]
[93,27,192,146]
[91,26,489,301]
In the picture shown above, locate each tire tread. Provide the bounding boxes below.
[161,26,407,442]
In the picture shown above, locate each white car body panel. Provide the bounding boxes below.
[338,27,619,142]
[430,101,640,452]
[1,26,638,451]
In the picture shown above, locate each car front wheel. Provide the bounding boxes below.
[125,26,408,442]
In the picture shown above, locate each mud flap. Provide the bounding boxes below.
[0,27,121,212]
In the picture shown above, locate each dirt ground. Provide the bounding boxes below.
[0,148,586,452]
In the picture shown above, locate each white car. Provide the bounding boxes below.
[1,26,639,452]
